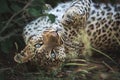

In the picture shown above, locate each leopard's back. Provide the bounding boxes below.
[86,3,120,52]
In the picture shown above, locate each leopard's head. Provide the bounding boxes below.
[14,28,66,69]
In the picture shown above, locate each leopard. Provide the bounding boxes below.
[14,0,120,71]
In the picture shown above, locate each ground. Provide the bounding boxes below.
[0,50,120,80]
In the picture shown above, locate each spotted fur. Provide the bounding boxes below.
[61,0,120,55]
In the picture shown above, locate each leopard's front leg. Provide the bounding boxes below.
[61,0,91,27]
[61,0,92,58]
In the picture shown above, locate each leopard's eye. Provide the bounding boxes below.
[51,50,56,58]
[34,43,42,48]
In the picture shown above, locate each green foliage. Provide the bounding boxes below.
[28,8,41,17]
[48,14,56,23]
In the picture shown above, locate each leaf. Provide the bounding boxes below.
[0,0,10,13]
[28,8,41,17]
[48,14,56,23]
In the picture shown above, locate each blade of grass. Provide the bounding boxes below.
[114,35,120,45]
[90,47,117,64]
[65,63,87,66]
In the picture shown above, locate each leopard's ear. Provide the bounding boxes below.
[44,4,53,13]
[14,52,35,63]
[45,4,53,10]
[14,53,27,63]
